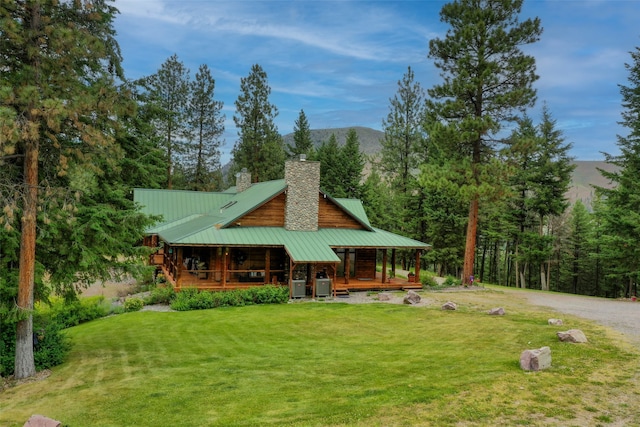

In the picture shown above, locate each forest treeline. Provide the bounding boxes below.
[2,0,640,379]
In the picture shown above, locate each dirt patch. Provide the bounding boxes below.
[1,369,51,392]
[80,278,138,299]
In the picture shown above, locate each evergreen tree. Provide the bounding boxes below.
[418,158,468,277]
[315,130,364,199]
[0,0,154,379]
[287,109,314,158]
[141,54,190,189]
[118,82,166,190]
[361,165,393,229]
[341,129,364,199]
[316,134,344,197]
[186,64,224,191]
[596,46,640,298]
[381,66,426,193]
[530,105,574,290]
[425,0,541,284]
[561,200,594,295]
[504,109,574,289]
[232,64,285,182]
[381,66,426,240]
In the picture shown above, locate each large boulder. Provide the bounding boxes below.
[520,346,552,371]
[24,415,61,427]
[557,329,588,343]
[403,290,421,305]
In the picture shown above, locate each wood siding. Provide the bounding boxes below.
[236,192,286,227]
[318,196,365,229]
[355,248,376,279]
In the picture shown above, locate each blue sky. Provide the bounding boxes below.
[113,0,640,163]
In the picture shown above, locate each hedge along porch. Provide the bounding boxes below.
[135,157,430,298]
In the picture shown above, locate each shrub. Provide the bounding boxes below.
[124,297,144,312]
[422,276,439,287]
[0,316,71,376]
[443,276,461,287]
[32,320,71,370]
[250,285,290,304]
[0,318,15,377]
[144,286,175,305]
[43,295,111,329]
[170,285,289,311]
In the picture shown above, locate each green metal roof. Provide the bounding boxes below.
[134,189,233,223]
[156,226,429,263]
[135,180,430,263]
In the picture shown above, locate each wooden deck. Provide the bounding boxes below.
[334,273,423,293]
[159,265,423,295]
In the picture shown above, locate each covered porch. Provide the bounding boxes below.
[149,242,425,297]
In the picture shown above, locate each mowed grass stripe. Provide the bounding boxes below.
[1,293,639,426]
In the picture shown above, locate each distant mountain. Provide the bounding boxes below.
[282,126,385,157]
[566,161,618,206]
[284,127,619,206]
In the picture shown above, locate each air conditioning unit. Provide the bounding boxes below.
[315,279,331,297]
[292,280,306,298]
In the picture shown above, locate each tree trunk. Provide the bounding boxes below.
[462,197,478,285]
[540,263,548,291]
[520,263,527,289]
[14,3,41,380]
[546,258,552,291]
[167,127,173,189]
[479,240,487,282]
[15,139,38,379]
[514,243,520,288]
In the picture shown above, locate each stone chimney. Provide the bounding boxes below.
[285,155,320,231]
[235,168,251,192]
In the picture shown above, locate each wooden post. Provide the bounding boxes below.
[289,259,295,299]
[222,247,228,288]
[415,250,422,283]
[344,249,350,284]
[381,249,387,284]
[265,248,271,284]
[331,264,336,298]
[391,249,396,278]
[176,247,183,291]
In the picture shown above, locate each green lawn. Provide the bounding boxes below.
[1,288,639,426]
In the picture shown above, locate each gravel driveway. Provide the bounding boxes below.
[508,290,640,347]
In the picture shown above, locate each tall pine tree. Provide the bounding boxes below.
[287,109,314,158]
[382,66,426,240]
[186,64,224,191]
[0,0,154,379]
[232,64,285,182]
[341,129,364,199]
[596,46,640,298]
[426,0,541,284]
[140,54,190,189]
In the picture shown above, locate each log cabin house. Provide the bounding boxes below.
[135,157,430,298]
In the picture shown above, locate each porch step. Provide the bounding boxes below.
[334,289,350,296]
[402,284,423,291]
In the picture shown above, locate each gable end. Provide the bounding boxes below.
[228,192,286,227]
[318,195,367,229]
